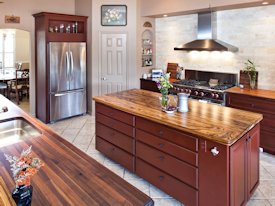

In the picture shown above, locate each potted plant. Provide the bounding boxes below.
[244,59,257,89]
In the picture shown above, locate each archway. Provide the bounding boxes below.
[0,28,31,113]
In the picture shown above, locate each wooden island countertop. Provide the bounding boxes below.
[93,89,263,146]
[0,95,153,206]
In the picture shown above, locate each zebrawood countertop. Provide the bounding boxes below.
[0,95,153,206]
[226,86,275,100]
[93,89,263,146]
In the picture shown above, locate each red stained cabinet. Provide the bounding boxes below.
[227,91,275,154]
[95,102,260,206]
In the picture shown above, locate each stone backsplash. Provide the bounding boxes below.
[156,5,275,90]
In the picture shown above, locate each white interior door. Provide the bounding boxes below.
[100,33,127,95]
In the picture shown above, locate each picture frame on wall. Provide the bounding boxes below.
[101,5,127,26]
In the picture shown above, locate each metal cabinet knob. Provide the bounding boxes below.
[101,77,107,80]
[211,147,219,156]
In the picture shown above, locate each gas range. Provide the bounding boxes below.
[171,70,238,105]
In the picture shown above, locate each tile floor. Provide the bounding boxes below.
[45,114,275,206]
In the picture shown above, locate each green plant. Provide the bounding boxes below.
[244,59,257,81]
[156,73,173,96]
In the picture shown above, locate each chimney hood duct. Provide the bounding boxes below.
[174,12,238,52]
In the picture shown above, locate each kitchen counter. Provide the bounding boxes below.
[93,89,262,145]
[226,86,275,154]
[0,95,153,206]
[93,89,263,205]
[226,86,275,100]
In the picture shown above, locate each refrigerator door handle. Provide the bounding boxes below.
[54,93,66,97]
[70,51,74,80]
[66,51,70,78]
[53,89,85,97]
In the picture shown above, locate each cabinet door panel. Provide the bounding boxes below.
[260,130,275,154]
[230,135,247,206]
[247,125,260,198]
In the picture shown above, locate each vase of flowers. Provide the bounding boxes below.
[5,146,44,206]
[244,59,257,89]
[156,73,174,111]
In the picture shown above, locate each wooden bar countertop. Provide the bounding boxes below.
[93,89,263,146]
[0,95,153,206]
[226,86,275,100]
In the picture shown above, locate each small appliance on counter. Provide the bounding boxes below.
[151,69,163,78]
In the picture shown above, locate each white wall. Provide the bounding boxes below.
[76,0,137,114]
[0,0,75,115]
[155,5,275,90]
[15,29,30,63]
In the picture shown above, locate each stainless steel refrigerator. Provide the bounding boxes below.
[49,42,86,122]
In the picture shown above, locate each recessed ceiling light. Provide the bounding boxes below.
[163,14,168,17]
[262,1,269,5]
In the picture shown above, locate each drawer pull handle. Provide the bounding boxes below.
[159,156,165,160]
[158,130,164,136]
[158,143,164,148]
[159,176,165,181]
[211,147,219,156]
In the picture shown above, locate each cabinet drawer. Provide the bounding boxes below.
[96,123,134,154]
[136,159,198,206]
[96,103,134,126]
[96,137,134,172]
[136,129,198,167]
[136,141,198,188]
[136,117,198,152]
[260,129,275,154]
[227,93,275,115]
[96,113,134,137]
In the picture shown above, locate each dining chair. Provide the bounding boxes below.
[0,81,8,97]
[8,69,29,105]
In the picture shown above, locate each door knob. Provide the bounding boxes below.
[101,77,107,80]
[211,147,219,156]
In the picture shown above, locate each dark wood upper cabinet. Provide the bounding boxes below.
[33,12,87,123]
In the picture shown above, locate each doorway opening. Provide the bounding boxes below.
[0,29,30,113]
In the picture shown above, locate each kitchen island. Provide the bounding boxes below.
[0,95,153,206]
[93,89,263,206]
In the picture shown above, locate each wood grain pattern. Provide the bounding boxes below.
[93,89,262,146]
[0,177,16,206]
[226,86,275,100]
[0,95,153,206]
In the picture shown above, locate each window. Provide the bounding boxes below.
[0,30,15,69]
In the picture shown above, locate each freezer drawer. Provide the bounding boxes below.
[50,90,87,122]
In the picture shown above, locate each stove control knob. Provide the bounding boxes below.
[185,89,189,93]
[211,93,215,98]
[188,89,192,93]
[194,91,199,96]
[200,92,204,97]
[215,94,219,99]
[181,88,185,92]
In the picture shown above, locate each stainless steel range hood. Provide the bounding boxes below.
[174,12,238,52]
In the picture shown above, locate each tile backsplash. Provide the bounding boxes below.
[156,5,275,90]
